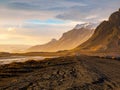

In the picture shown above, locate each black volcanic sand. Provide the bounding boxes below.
[0,55,120,90]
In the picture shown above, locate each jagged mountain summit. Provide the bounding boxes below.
[27,23,97,52]
[74,23,98,30]
[75,9,120,53]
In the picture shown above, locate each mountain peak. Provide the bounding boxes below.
[74,23,98,30]
[109,9,120,25]
[27,22,95,52]
[50,38,57,42]
[75,9,120,53]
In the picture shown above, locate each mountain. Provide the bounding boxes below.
[27,39,57,52]
[75,9,120,53]
[27,23,97,52]
[74,22,98,29]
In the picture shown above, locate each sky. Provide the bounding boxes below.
[0,0,120,45]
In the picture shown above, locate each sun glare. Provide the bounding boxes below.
[7,27,16,32]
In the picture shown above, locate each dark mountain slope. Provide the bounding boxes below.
[75,9,120,53]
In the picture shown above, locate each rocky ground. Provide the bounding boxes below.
[0,55,120,90]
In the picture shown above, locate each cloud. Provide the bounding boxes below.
[85,15,98,20]
[0,0,87,21]
[4,0,87,11]
[56,0,120,22]
[0,0,120,45]
[0,0,120,22]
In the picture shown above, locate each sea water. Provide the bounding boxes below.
[0,56,48,65]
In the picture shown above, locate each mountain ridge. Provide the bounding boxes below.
[27,23,96,52]
[75,9,120,53]
[74,23,98,30]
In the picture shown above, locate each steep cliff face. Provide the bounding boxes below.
[27,23,96,52]
[75,9,120,52]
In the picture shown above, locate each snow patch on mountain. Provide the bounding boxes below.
[74,23,99,30]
